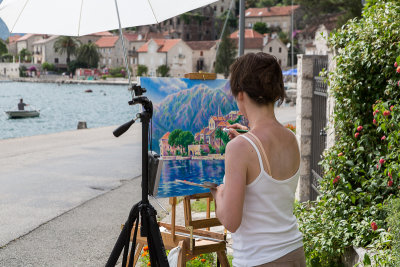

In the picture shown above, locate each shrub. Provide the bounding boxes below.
[385,198,400,264]
[294,1,400,265]
[137,64,148,77]
[41,62,55,71]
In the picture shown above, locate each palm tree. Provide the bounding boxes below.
[53,36,80,63]
[76,42,100,68]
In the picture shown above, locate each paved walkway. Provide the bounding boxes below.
[0,106,296,266]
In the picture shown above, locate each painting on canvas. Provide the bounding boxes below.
[139,77,248,198]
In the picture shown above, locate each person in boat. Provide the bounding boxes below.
[18,99,29,110]
[211,52,305,266]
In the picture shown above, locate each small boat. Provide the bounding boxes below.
[5,110,40,119]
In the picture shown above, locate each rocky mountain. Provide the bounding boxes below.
[150,82,237,152]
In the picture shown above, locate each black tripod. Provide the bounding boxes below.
[106,85,169,267]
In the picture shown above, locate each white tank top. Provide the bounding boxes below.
[230,134,303,267]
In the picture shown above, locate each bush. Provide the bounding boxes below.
[294,1,400,265]
[385,198,400,264]
[109,67,126,78]
[137,64,148,77]
[41,62,55,71]
[19,66,27,77]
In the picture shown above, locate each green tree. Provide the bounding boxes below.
[67,60,88,75]
[41,62,55,71]
[156,64,170,77]
[296,0,362,28]
[137,64,148,76]
[215,32,236,78]
[76,42,100,68]
[227,115,242,125]
[208,144,216,154]
[53,36,80,63]
[0,39,7,56]
[1,53,13,62]
[168,129,183,148]
[253,22,270,35]
[19,48,31,62]
[178,131,194,153]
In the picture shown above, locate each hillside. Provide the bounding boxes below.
[0,18,9,40]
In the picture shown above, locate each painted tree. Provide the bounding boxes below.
[178,131,194,155]
[53,36,81,63]
[168,129,183,150]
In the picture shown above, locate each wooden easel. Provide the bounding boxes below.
[129,193,229,266]
[128,73,229,266]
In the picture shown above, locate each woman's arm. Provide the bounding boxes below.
[211,137,248,233]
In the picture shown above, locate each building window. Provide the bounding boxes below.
[177,18,181,25]
[108,58,112,64]
[279,47,282,53]
[200,51,203,56]
[169,19,173,25]
[220,6,224,13]
[186,33,190,40]
[269,47,272,52]
[214,6,217,11]
[54,58,58,63]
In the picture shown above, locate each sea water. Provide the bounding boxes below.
[0,82,139,140]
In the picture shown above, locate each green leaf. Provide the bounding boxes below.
[396,55,400,66]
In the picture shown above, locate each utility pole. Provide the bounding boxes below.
[291,0,294,83]
[238,0,245,56]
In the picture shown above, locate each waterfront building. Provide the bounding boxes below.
[186,40,217,73]
[6,35,21,56]
[262,37,288,67]
[230,29,264,55]
[244,5,300,34]
[16,34,45,56]
[96,36,126,69]
[137,38,193,77]
[32,35,71,67]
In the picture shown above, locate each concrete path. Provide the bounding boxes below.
[0,106,296,266]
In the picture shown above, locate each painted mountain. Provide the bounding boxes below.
[139,77,237,153]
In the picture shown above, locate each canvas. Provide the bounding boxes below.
[139,77,248,198]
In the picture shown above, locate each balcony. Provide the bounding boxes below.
[128,50,138,57]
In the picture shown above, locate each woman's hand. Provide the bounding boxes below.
[227,123,248,140]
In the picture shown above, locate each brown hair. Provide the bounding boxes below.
[229,52,285,106]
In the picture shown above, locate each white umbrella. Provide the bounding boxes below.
[0,0,217,36]
[0,0,217,87]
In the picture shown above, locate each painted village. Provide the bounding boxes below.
[159,110,248,160]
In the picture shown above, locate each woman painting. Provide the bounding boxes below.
[211,52,305,267]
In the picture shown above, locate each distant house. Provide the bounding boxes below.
[16,34,44,56]
[96,36,127,69]
[244,5,300,34]
[186,40,217,73]
[159,132,183,156]
[77,31,113,45]
[297,14,339,55]
[262,37,288,67]
[32,35,71,66]
[210,0,235,17]
[6,35,22,56]
[230,29,263,54]
[137,38,193,77]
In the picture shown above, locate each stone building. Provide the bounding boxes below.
[230,29,263,54]
[210,0,235,17]
[77,31,113,45]
[6,35,21,56]
[244,5,300,34]
[137,6,216,41]
[137,38,193,77]
[263,37,288,67]
[186,40,217,72]
[32,35,71,67]
[96,36,125,69]
[16,34,44,55]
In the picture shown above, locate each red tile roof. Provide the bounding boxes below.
[212,116,225,121]
[8,35,22,43]
[123,33,141,42]
[200,129,205,134]
[95,36,119,48]
[245,5,299,17]
[217,121,230,127]
[186,40,217,50]
[231,38,263,50]
[230,29,263,39]
[161,132,170,140]
[137,39,181,53]
[206,129,215,135]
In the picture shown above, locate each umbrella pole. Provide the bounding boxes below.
[114,0,132,92]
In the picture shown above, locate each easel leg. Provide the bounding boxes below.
[217,251,230,267]
[132,242,145,267]
[177,240,187,267]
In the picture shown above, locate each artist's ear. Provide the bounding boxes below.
[237,91,244,101]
